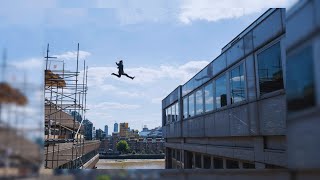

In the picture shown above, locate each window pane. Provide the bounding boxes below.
[196,89,203,115]
[226,159,239,169]
[188,93,195,117]
[230,63,245,104]
[243,162,255,169]
[172,104,176,122]
[195,153,201,168]
[214,157,223,169]
[183,97,188,119]
[168,106,172,123]
[287,45,315,112]
[216,74,227,108]
[203,155,211,169]
[176,102,179,121]
[165,108,168,124]
[177,150,181,161]
[213,54,227,75]
[204,83,214,112]
[257,42,284,95]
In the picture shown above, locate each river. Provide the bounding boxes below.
[96,159,165,169]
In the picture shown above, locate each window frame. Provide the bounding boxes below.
[215,73,228,109]
[254,37,285,99]
[287,39,317,115]
[183,97,188,120]
[204,80,214,113]
[188,93,195,118]
[195,87,204,115]
[229,61,247,105]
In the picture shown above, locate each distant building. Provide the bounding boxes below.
[70,110,82,123]
[139,125,150,137]
[104,125,108,136]
[92,127,96,140]
[83,119,93,140]
[148,126,162,137]
[114,122,118,133]
[96,129,104,140]
[119,122,129,137]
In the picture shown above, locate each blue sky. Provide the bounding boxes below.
[0,0,298,135]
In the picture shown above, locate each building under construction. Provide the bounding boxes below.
[0,50,42,178]
[44,44,100,169]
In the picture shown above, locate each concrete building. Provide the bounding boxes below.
[162,8,287,169]
[113,122,118,133]
[286,0,320,170]
[119,122,129,137]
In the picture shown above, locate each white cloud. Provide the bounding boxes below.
[151,96,166,104]
[11,58,43,69]
[179,0,298,24]
[44,8,89,28]
[54,50,91,61]
[88,102,141,110]
[116,91,145,98]
[86,60,209,87]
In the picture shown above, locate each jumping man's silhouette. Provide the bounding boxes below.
[111,60,135,80]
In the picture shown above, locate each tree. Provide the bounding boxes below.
[116,140,129,154]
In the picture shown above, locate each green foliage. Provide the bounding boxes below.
[116,140,129,154]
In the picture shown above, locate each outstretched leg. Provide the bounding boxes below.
[111,73,121,78]
[122,73,135,80]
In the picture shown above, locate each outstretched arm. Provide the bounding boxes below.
[116,62,119,66]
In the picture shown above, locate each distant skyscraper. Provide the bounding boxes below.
[119,122,129,137]
[105,125,108,136]
[114,122,118,133]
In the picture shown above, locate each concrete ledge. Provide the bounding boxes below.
[83,154,99,169]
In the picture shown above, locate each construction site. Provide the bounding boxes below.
[44,44,100,169]
[0,50,42,178]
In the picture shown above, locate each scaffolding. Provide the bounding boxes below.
[0,48,42,178]
[44,43,91,169]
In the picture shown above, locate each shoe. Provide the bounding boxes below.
[132,76,135,80]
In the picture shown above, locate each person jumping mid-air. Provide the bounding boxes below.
[111,60,135,80]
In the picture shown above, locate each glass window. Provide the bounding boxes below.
[213,54,227,75]
[183,97,188,119]
[215,74,227,108]
[203,155,211,169]
[257,42,284,95]
[214,157,223,169]
[165,108,168,125]
[204,83,214,112]
[188,93,195,117]
[243,162,255,169]
[230,63,245,104]
[195,89,203,115]
[168,106,172,124]
[177,150,181,161]
[226,159,239,169]
[176,102,179,121]
[287,45,315,112]
[172,104,177,122]
[195,153,201,168]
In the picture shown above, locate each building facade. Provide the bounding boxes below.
[114,122,118,133]
[162,8,287,169]
[83,119,93,140]
[119,122,129,137]
[286,0,320,169]
[104,125,108,136]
